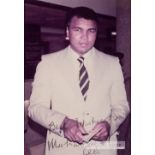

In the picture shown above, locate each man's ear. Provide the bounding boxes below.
[65,27,69,40]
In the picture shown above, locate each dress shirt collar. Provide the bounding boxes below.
[67,45,95,61]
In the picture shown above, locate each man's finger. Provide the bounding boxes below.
[76,132,84,144]
[94,127,106,136]
[94,129,108,138]
[78,124,88,135]
[64,133,73,142]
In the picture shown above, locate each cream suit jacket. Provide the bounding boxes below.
[28,46,129,155]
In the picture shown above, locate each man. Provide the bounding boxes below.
[28,7,129,155]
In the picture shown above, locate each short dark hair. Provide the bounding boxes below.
[66,7,98,27]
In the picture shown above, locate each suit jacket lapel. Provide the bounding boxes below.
[86,50,107,102]
[58,48,84,102]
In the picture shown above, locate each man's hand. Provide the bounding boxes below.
[91,121,110,141]
[61,117,87,144]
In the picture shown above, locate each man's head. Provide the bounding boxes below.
[66,7,98,55]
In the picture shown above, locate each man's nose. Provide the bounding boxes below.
[81,32,88,41]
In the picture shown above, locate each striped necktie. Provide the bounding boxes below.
[77,56,89,101]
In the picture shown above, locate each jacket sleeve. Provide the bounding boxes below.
[105,58,130,136]
[28,56,66,136]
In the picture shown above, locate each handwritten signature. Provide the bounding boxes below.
[48,139,101,155]
[48,139,80,150]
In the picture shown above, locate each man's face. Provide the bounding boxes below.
[66,16,97,55]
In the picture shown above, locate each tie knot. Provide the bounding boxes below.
[77,56,84,64]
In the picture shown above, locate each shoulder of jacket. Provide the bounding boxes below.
[95,48,119,62]
[41,48,66,62]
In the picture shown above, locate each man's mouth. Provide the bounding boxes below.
[80,43,88,47]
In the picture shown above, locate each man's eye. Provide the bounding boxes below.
[89,29,97,33]
[73,28,81,32]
